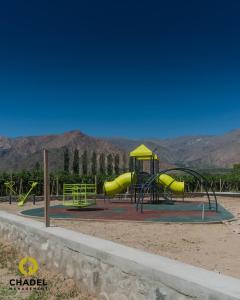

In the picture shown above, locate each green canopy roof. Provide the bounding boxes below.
[129,144,158,160]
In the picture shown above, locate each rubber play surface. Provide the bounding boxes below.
[20,200,234,223]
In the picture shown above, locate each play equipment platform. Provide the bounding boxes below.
[20,199,234,223]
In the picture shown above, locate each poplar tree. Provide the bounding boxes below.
[91,151,97,175]
[63,148,70,173]
[107,154,113,176]
[99,153,105,175]
[122,152,127,172]
[114,154,120,175]
[128,157,133,171]
[81,150,88,175]
[72,149,79,174]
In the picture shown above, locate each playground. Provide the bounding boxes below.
[20,199,233,223]
[7,144,233,223]
[0,144,236,224]
[1,144,240,280]
[0,196,240,279]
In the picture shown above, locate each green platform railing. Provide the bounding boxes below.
[63,183,96,208]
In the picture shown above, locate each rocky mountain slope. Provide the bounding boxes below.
[0,129,240,171]
[107,129,240,169]
[0,131,123,171]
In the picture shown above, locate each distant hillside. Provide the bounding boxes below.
[107,129,240,169]
[0,129,240,171]
[0,131,123,171]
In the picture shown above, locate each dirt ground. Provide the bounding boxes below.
[1,196,240,279]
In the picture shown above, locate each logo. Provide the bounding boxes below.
[9,257,47,291]
[18,257,38,276]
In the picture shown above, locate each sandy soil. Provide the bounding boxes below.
[1,197,240,279]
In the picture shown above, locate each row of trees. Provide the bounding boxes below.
[63,149,128,176]
[1,147,240,197]
[0,170,110,196]
[1,166,240,196]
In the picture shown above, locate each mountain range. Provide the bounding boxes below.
[0,129,240,172]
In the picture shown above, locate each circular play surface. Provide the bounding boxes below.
[20,200,234,223]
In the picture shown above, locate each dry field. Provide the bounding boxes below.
[0,238,92,300]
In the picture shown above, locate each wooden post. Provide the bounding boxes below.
[9,172,13,204]
[44,149,50,227]
[56,175,59,197]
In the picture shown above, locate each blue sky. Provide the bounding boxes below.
[1,0,240,138]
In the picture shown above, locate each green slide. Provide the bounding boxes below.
[156,174,184,193]
[104,172,136,196]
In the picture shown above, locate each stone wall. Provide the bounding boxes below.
[0,211,240,300]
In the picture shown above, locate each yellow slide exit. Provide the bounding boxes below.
[103,172,136,196]
[104,172,184,196]
[156,174,184,193]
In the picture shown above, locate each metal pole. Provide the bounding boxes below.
[44,149,50,227]
[200,179,203,193]
[202,203,205,221]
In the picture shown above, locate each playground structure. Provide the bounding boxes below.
[104,144,218,213]
[4,181,38,206]
[63,183,97,208]
[17,144,235,223]
[1,145,224,223]
[136,167,218,213]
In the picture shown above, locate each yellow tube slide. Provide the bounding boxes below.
[104,172,136,196]
[156,174,184,193]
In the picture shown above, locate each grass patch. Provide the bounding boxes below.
[0,283,18,300]
[0,239,92,299]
